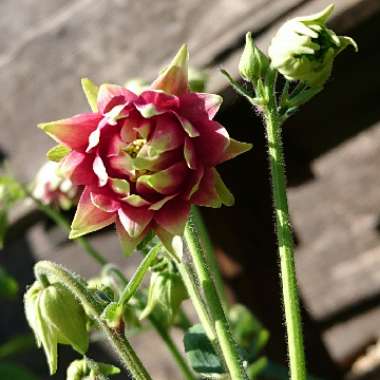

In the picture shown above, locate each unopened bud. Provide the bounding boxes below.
[268,4,357,87]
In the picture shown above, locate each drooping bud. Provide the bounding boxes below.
[24,281,89,374]
[140,258,187,326]
[239,32,270,85]
[268,4,357,87]
[66,358,120,380]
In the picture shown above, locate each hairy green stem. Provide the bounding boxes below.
[263,85,306,380]
[184,209,247,380]
[192,207,229,312]
[34,261,152,380]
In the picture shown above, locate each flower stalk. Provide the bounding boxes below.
[34,261,152,380]
[262,75,306,380]
[184,208,248,380]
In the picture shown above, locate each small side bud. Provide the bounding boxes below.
[239,32,270,84]
[188,67,208,92]
[24,281,89,374]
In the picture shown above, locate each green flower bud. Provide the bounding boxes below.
[24,281,89,374]
[140,260,187,326]
[67,359,120,380]
[239,32,270,84]
[268,4,357,87]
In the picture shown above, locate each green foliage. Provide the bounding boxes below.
[0,266,19,299]
[0,362,38,380]
[183,324,226,379]
[0,334,34,360]
[229,304,269,361]
[0,175,26,247]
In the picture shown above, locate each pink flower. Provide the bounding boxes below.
[33,161,79,210]
[39,46,252,255]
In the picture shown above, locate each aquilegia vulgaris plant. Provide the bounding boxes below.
[0,3,356,380]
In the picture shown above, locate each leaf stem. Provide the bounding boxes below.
[118,244,160,306]
[263,79,306,380]
[184,208,248,380]
[34,261,152,380]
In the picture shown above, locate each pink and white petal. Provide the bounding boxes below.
[136,162,188,195]
[117,206,154,238]
[149,194,177,211]
[93,156,108,187]
[174,114,199,137]
[151,45,189,96]
[120,117,139,143]
[184,137,197,169]
[97,84,137,114]
[180,92,223,120]
[59,151,97,186]
[69,188,116,239]
[194,120,230,166]
[109,154,135,178]
[218,138,253,164]
[134,91,179,118]
[213,169,234,206]
[116,219,148,256]
[191,168,222,208]
[154,198,190,236]
[90,192,120,212]
[38,113,102,151]
[148,114,184,153]
[183,166,204,200]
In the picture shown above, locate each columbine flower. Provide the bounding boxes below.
[268,4,357,87]
[39,45,251,255]
[33,161,78,209]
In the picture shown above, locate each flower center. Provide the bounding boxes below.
[124,139,145,158]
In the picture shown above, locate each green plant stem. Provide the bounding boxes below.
[34,261,152,380]
[192,207,229,312]
[184,209,247,380]
[263,91,306,380]
[118,244,160,306]
[27,192,195,380]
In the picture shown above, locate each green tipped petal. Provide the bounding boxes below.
[81,78,99,112]
[214,169,234,207]
[151,44,189,95]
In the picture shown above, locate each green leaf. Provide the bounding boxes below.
[0,266,19,299]
[46,144,71,162]
[229,304,269,361]
[184,324,226,378]
[0,362,38,380]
